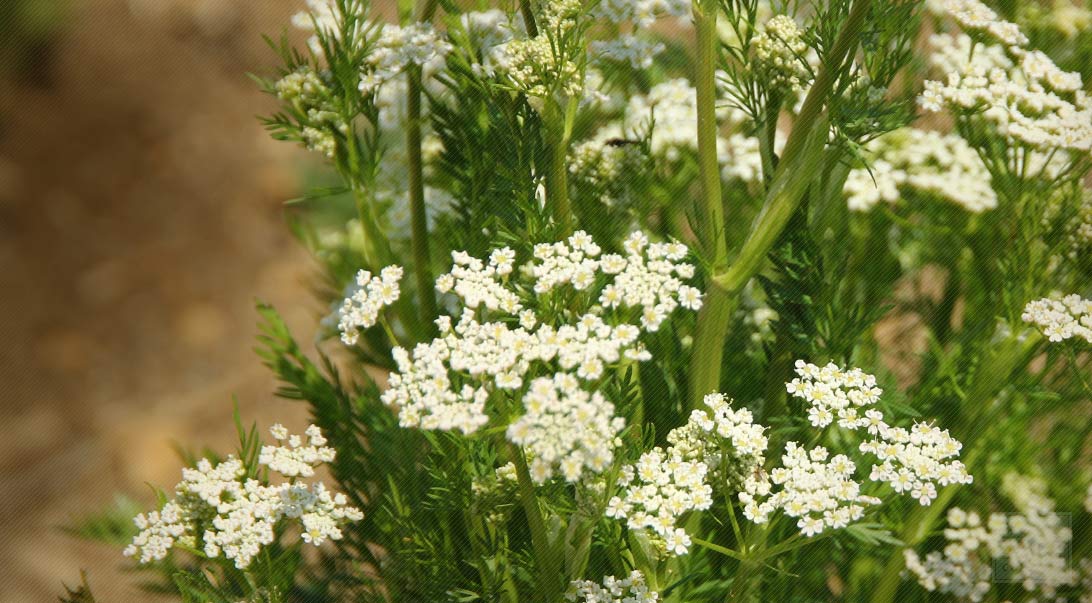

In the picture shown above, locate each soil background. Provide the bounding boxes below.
[0,1,338,599]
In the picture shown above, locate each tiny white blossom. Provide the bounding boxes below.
[337,265,403,345]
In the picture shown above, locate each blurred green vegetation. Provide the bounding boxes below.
[0,0,68,82]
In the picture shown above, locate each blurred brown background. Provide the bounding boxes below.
[0,0,334,599]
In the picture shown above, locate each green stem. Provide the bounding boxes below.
[403,0,440,333]
[509,445,562,602]
[545,97,577,235]
[520,0,539,37]
[690,287,736,406]
[759,96,782,184]
[688,0,730,409]
[694,0,726,261]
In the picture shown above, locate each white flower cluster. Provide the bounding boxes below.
[437,248,521,313]
[786,360,883,429]
[733,361,973,533]
[741,443,880,537]
[623,79,706,161]
[336,265,403,345]
[292,0,363,56]
[903,508,995,602]
[384,231,700,434]
[721,132,784,186]
[507,374,625,483]
[859,421,973,505]
[928,32,1013,76]
[576,79,766,190]
[591,37,666,70]
[606,447,713,555]
[360,22,453,95]
[937,0,1028,46]
[1022,295,1092,344]
[667,393,768,489]
[844,128,998,213]
[460,9,521,52]
[905,501,1077,602]
[385,311,648,433]
[593,0,689,27]
[531,231,702,329]
[752,15,810,92]
[920,15,1092,155]
[567,570,659,603]
[259,424,336,477]
[124,425,362,569]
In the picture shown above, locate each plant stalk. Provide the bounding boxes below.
[688,0,730,408]
[690,0,873,408]
[405,0,440,332]
[509,445,562,602]
[545,97,577,235]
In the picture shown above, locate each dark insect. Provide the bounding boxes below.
[605,138,641,147]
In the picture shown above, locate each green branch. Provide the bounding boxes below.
[509,445,562,602]
[689,0,874,408]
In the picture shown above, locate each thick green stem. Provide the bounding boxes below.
[548,129,573,234]
[509,446,562,602]
[694,0,726,260]
[688,0,730,408]
[545,97,577,235]
[690,287,736,405]
[404,0,440,332]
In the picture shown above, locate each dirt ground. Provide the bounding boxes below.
[0,1,336,599]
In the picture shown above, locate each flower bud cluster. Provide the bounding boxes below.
[569,133,648,207]
[752,15,810,92]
